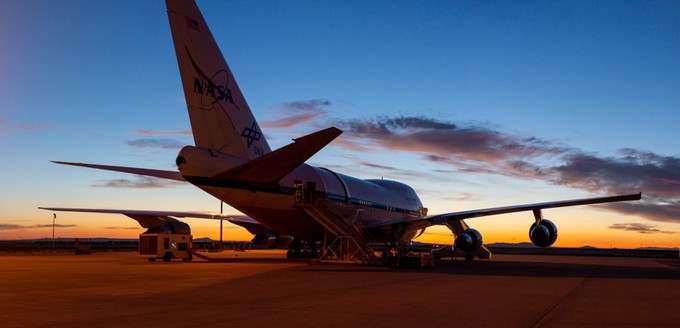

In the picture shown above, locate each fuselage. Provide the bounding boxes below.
[177,145,426,242]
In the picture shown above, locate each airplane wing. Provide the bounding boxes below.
[427,192,642,225]
[369,193,642,231]
[37,207,264,233]
[52,161,185,181]
[363,192,640,260]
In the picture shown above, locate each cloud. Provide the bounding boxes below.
[421,230,455,237]
[1,119,53,134]
[131,129,192,136]
[609,223,676,234]
[552,150,680,197]
[441,192,483,202]
[359,162,398,171]
[0,223,77,230]
[261,99,330,130]
[602,201,680,224]
[0,224,26,230]
[105,226,140,230]
[545,150,680,223]
[92,176,182,189]
[33,224,77,228]
[126,138,184,149]
[334,114,680,223]
[338,116,565,164]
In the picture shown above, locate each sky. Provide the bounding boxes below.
[1,0,679,248]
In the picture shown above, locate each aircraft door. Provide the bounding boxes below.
[294,180,318,206]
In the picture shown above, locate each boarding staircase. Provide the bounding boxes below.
[294,186,379,264]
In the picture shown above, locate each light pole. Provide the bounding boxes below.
[219,202,223,245]
[52,213,56,249]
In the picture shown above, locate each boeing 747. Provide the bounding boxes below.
[41,0,641,262]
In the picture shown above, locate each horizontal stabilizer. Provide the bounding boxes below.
[210,127,343,186]
[52,161,185,181]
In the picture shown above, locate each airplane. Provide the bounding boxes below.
[41,0,641,262]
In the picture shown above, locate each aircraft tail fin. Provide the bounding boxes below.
[166,0,270,160]
[210,127,342,186]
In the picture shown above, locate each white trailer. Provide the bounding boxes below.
[139,233,193,262]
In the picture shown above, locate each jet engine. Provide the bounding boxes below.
[144,221,191,235]
[454,228,483,253]
[251,232,294,249]
[529,219,558,247]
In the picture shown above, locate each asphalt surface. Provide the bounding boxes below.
[1,251,678,327]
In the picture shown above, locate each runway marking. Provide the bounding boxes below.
[530,276,589,327]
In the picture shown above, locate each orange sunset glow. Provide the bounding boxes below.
[2,0,679,251]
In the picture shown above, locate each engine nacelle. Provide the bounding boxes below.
[529,219,558,247]
[251,232,294,249]
[144,221,191,235]
[455,228,483,253]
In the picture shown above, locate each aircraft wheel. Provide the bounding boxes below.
[464,253,474,261]
[148,258,156,262]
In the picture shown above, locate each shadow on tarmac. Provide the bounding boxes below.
[299,257,680,280]
[433,259,680,280]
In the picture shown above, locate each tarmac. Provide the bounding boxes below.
[1,251,678,327]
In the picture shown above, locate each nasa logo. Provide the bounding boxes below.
[241,121,262,152]
[192,75,234,104]
[186,49,240,111]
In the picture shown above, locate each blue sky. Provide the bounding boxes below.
[1,0,679,247]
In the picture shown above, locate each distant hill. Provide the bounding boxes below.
[1,238,677,258]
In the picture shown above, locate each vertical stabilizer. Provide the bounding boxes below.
[166,0,270,159]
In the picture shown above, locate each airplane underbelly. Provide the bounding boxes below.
[240,205,326,239]
[201,186,326,239]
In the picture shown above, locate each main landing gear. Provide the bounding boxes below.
[286,240,319,259]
